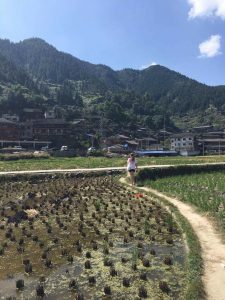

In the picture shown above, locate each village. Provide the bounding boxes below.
[1,108,225,157]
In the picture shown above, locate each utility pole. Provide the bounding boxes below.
[163,114,165,149]
[99,114,103,149]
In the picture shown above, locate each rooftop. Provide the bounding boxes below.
[171,133,195,138]
[0,118,16,124]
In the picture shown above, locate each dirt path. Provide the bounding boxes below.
[0,161,225,175]
[121,178,225,300]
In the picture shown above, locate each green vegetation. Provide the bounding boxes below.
[172,104,225,130]
[1,38,225,134]
[140,171,225,232]
[1,155,225,172]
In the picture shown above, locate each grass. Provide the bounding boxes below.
[140,171,225,235]
[172,204,204,300]
[1,155,225,172]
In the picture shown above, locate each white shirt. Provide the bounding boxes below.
[127,158,137,170]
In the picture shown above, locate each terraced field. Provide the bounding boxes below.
[0,174,187,299]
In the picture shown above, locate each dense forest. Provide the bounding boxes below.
[1,37,225,135]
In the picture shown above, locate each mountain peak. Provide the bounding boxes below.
[18,37,57,50]
[20,37,50,45]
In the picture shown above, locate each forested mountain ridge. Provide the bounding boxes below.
[0,38,122,92]
[0,37,225,132]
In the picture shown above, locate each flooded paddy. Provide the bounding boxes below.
[0,174,187,299]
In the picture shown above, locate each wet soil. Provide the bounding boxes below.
[0,174,187,299]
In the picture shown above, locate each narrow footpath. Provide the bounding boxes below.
[121,179,225,300]
[0,161,225,176]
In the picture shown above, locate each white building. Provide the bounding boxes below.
[170,133,199,156]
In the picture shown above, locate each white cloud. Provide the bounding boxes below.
[140,62,158,70]
[188,0,225,19]
[198,35,222,58]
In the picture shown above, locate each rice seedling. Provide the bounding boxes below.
[0,173,188,299]
[142,170,225,231]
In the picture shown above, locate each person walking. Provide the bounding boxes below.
[127,153,138,186]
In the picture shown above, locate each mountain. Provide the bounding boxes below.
[118,65,225,112]
[0,38,122,92]
[0,37,225,131]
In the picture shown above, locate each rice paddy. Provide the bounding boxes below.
[142,171,225,231]
[0,174,187,299]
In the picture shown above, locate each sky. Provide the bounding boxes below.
[0,0,225,86]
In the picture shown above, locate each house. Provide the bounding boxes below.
[104,134,130,146]
[198,131,225,139]
[170,133,200,156]
[20,122,33,140]
[105,134,159,153]
[158,130,172,139]
[2,114,19,122]
[197,138,225,155]
[190,130,225,154]
[0,118,20,141]
[22,108,44,121]
[125,140,139,151]
[135,137,157,150]
[32,119,70,140]
[192,125,214,132]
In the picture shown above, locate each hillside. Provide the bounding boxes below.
[0,38,122,92]
[0,52,35,89]
[0,48,45,116]
[0,37,225,132]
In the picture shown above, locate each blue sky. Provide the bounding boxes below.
[0,0,225,86]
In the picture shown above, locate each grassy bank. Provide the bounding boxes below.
[1,155,225,172]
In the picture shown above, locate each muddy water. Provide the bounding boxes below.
[0,175,187,299]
